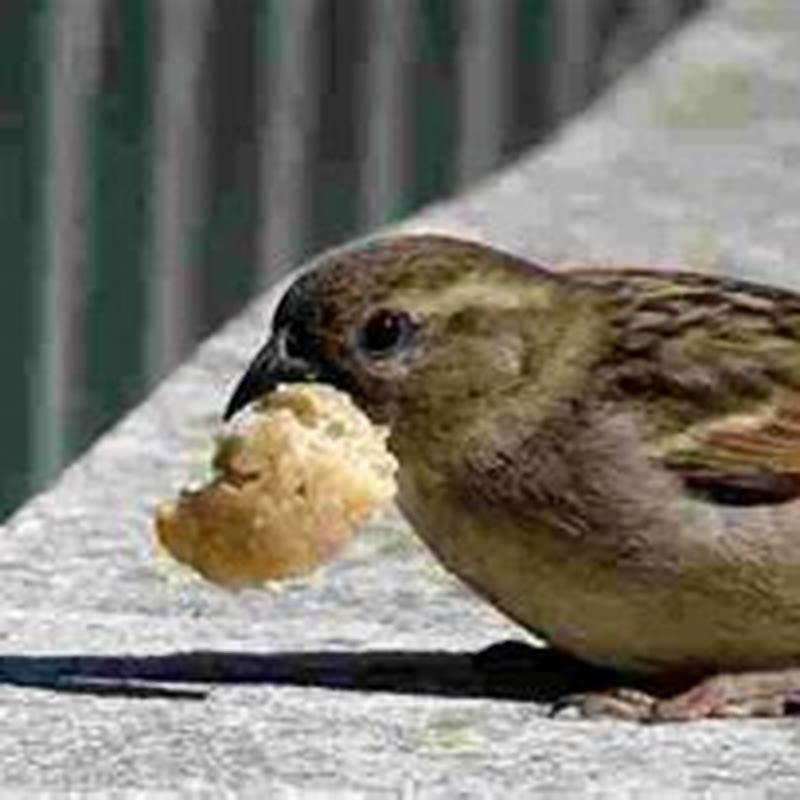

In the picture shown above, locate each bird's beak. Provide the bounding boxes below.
[223,328,316,421]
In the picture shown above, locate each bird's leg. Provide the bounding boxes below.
[652,669,800,721]
[554,668,800,722]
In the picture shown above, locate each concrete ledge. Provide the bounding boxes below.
[4,0,800,793]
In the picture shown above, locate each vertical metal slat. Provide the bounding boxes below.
[0,2,46,516]
[360,0,415,229]
[309,0,364,251]
[81,0,154,453]
[257,0,322,284]
[34,0,103,483]
[637,0,683,39]
[147,0,212,383]
[547,0,607,125]
[456,0,513,187]
[198,0,260,333]
[410,0,458,209]
[601,0,684,82]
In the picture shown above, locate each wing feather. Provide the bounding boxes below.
[572,266,800,506]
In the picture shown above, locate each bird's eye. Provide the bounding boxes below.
[357,308,415,359]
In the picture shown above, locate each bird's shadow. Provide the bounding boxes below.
[0,640,630,703]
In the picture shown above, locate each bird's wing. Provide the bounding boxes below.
[572,267,800,506]
[653,395,800,504]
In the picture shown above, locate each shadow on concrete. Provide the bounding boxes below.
[0,640,626,703]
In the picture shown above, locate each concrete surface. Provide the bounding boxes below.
[5,0,800,794]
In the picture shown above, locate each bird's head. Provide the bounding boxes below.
[225,235,565,431]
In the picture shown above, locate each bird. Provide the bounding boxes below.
[225,233,800,721]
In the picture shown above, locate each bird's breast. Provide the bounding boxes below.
[394,440,800,676]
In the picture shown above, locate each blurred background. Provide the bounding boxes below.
[0,0,704,520]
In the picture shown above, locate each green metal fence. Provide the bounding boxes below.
[0,0,702,519]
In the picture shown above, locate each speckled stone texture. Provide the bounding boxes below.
[4,0,800,794]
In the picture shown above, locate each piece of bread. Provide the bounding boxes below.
[155,384,398,588]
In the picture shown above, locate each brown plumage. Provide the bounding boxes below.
[226,234,800,720]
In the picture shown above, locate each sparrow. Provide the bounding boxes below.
[225,234,800,721]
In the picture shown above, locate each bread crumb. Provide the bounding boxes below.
[155,384,398,588]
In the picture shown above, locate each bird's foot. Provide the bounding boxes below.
[552,687,657,721]
[552,669,800,722]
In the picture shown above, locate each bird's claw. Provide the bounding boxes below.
[550,687,657,722]
[551,670,800,722]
